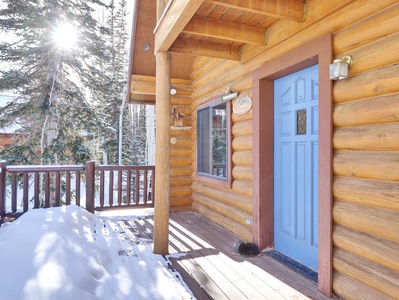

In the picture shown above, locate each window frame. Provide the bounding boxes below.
[196,96,232,188]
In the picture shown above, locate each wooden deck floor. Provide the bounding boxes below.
[167,211,332,300]
[117,210,333,299]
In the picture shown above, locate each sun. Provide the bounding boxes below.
[53,24,78,50]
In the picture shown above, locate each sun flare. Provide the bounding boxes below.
[53,24,78,50]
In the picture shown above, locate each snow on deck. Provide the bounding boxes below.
[0,205,194,300]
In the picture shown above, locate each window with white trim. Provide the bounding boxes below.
[197,98,231,186]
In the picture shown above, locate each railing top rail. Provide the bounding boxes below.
[6,165,85,173]
[96,165,155,171]
[2,164,156,173]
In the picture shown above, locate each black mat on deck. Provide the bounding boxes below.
[264,250,318,283]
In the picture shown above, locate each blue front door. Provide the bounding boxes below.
[273,64,319,271]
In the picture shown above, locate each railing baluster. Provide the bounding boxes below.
[126,170,131,205]
[44,173,50,208]
[0,161,6,222]
[55,172,61,207]
[85,161,95,213]
[118,170,122,206]
[76,171,81,206]
[11,173,17,213]
[100,170,104,207]
[135,170,139,205]
[23,173,29,212]
[66,172,71,205]
[34,173,40,208]
[143,170,148,204]
[152,169,155,204]
[109,170,114,207]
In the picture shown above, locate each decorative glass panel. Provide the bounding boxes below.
[297,109,307,135]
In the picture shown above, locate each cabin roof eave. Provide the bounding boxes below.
[127,0,306,104]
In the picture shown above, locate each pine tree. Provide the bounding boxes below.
[122,104,148,165]
[94,0,130,165]
[0,0,110,165]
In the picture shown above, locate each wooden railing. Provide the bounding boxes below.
[0,161,155,222]
[95,165,155,210]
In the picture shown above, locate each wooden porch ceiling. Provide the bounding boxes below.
[156,0,305,56]
[128,0,305,103]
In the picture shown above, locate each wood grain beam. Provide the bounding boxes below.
[128,94,156,105]
[131,75,193,95]
[183,15,266,45]
[169,38,240,60]
[155,0,205,53]
[207,0,304,21]
[131,80,156,95]
[153,51,171,255]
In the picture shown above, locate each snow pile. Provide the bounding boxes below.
[0,205,194,300]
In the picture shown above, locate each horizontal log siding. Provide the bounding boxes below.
[333,248,399,299]
[191,85,254,241]
[169,90,193,211]
[333,273,392,300]
[330,2,399,298]
[188,1,399,297]
[186,21,264,241]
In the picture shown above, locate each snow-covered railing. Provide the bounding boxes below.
[0,161,155,222]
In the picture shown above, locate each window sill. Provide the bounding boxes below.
[197,173,231,189]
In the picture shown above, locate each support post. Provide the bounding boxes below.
[153,51,171,255]
[85,161,96,213]
[0,161,6,223]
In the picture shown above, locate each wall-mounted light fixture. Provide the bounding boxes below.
[329,55,353,80]
[220,87,239,103]
[170,86,176,95]
[220,91,238,102]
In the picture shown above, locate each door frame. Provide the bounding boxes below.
[252,33,333,296]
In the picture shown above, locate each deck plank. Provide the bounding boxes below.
[169,212,332,300]
[169,218,248,299]
[116,211,332,300]
[171,212,289,300]
[183,211,326,299]
[187,250,248,300]
[172,213,288,299]
[194,247,273,299]
[169,257,211,300]
[178,254,229,299]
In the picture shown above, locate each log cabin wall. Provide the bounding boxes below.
[170,82,194,211]
[188,0,399,298]
[191,57,254,242]
[331,2,399,298]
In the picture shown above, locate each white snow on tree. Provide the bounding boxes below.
[0,0,110,165]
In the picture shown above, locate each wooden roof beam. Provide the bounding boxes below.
[183,15,266,45]
[154,0,205,53]
[169,38,240,60]
[128,96,156,105]
[207,0,305,21]
[131,81,155,95]
[131,75,193,96]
